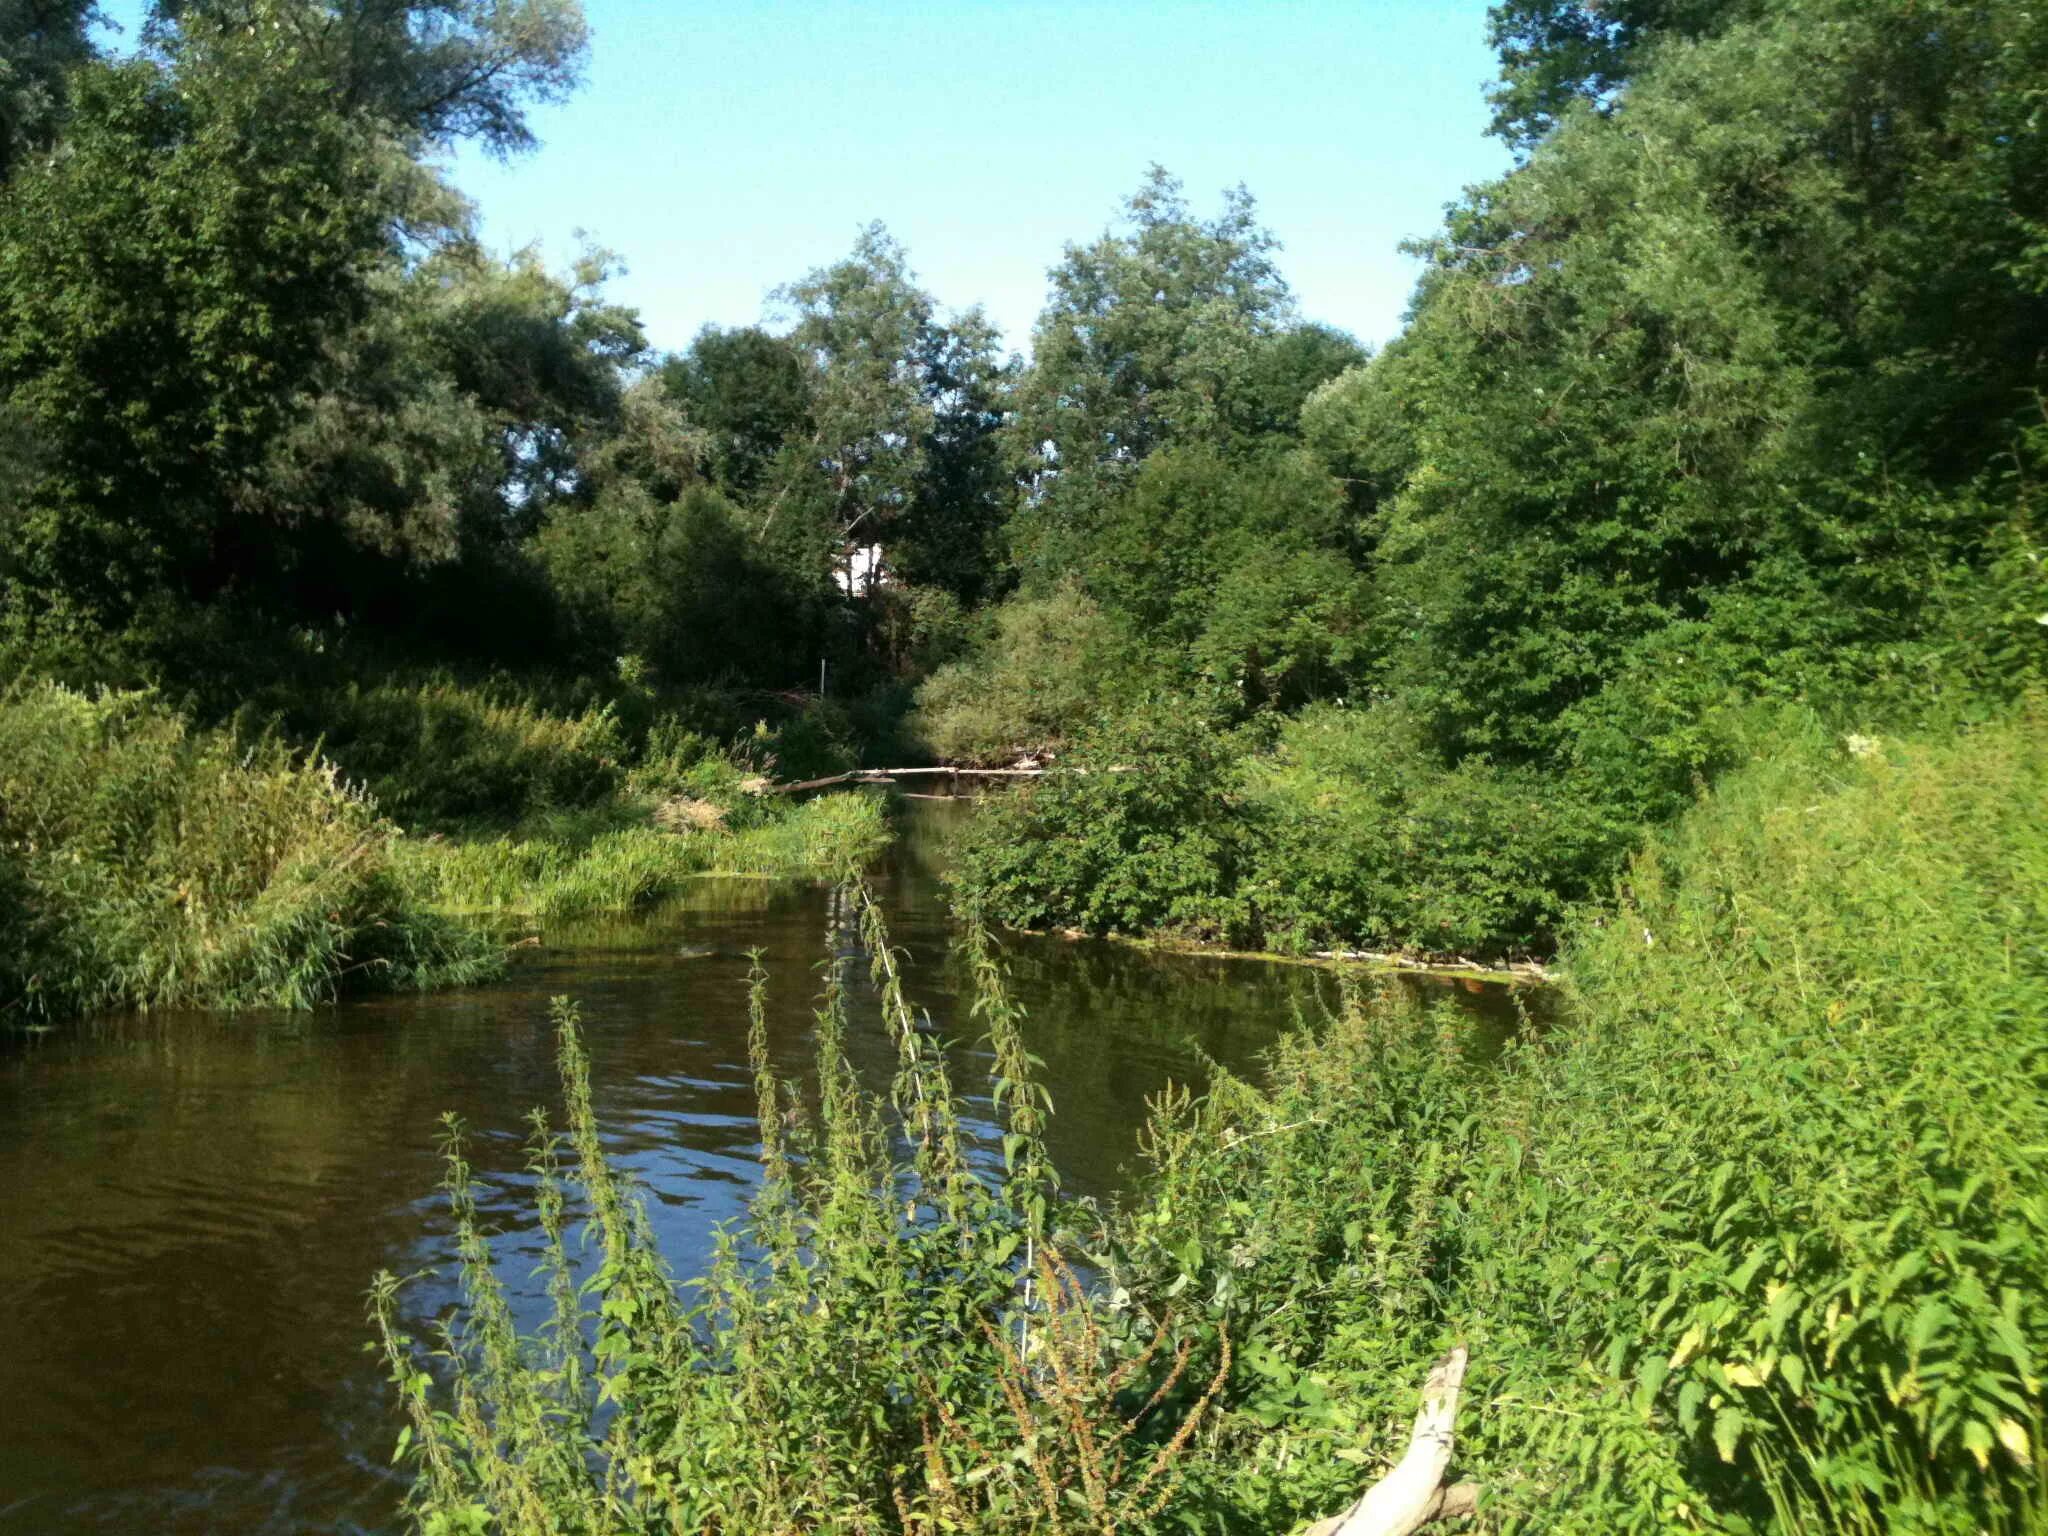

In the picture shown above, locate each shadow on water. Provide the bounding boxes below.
[0,798,1545,1535]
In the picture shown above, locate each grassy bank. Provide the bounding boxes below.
[0,683,497,1022]
[402,792,890,920]
[0,679,893,1023]
[375,700,2047,1532]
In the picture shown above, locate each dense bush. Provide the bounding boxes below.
[911,579,1128,764]
[1241,705,1625,955]
[1039,702,2048,1531]
[0,684,495,1021]
[950,704,1257,941]
[954,703,1629,958]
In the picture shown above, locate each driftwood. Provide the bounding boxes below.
[1305,1347,1475,1536]
[765,765,1051,796]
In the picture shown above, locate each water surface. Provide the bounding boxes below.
[0,801,1523,1534]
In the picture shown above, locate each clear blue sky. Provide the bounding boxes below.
[100,0,1510,356]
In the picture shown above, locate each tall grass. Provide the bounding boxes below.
[0,683,497,1022]
[401,791,892,919]
[240,676,631,830]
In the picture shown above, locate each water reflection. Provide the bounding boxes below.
[0,799,1532,1534]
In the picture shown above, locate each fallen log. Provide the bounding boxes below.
[764,765,1051,795]
[1305,1347,1475,1536]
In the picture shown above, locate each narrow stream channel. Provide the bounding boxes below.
[0,800,1529,1534]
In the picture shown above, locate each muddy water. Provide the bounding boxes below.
[0,800,1527,1534]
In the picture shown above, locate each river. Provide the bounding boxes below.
[0,799,1525,1534]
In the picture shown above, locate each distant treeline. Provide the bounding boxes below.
[2,0,2044,966]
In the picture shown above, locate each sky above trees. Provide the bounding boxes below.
[92,0,1509,354]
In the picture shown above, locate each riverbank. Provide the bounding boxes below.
[383,699,2048,1534]
[0,681,893,1024]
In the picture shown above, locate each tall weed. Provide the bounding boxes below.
[0,683,495,1020]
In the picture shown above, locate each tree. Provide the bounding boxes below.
[1010,166,1294,488]
[1484,0,1753,149]
[0,0,98,181]
[898,305,1015,602]
[1354,0,2048,765]
[770,223,936,589]
[0,18,393,645]
[658,325,813,500]
[145,0,588,155]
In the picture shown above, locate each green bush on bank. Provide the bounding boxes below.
[1112,701,2048,1532]
[952,701,1632,958]
[0,683,497,1021]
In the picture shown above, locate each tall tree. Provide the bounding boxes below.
[145,0,587,154]
[658,326,814,500]
[0,0,98,180]
[1009,166,1294,488]
[1484,0,1754,149]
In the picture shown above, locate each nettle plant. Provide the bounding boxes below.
[369,884,1229,1535]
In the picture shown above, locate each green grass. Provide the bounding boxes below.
[0,683,498,1022]
[402,790,892,920]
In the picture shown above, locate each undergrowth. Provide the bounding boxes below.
[0,683,497,1021]
[376,701,2048,1533]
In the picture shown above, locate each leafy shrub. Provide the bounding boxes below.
[911,579,1125,764]
[951,703,1257,941]
[1242,704,1626,955]
[258,677,627,829]
[1108,701,2048,1532]
[955,703,1627,958]
[0,684,495,1021]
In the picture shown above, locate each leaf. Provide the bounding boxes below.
[1998,1418,2033,1468]
[1669,1323,1705,1369]
[1713,1407,1745,1464]
[1678,1379,1706,1434]
[1779,1353,1807,1396]
[1723,1361,1764,1390]
[390,1424,413,1464]
[1963,1419,1994,1472]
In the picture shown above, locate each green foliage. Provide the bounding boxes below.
[910,578,1125,764]
[149,0,590,156]
[535,483,821,691]
[1241,705,1624,955]
[0,0,97,180]
[0,21,391,638]
[658,325,813,499]
[1074,443,1369,712]
[955,703,1628,958]
[373,896,1229,1533]
[1106,703,2048,1533]
[254,677,628,829]
[0,683,496,1021]
[1009,165,1296,484]
[951,704,1257,942]
[402,791,888,919]
[384,706,2048,1533]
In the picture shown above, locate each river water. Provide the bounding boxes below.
[0,800,1524,1534]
